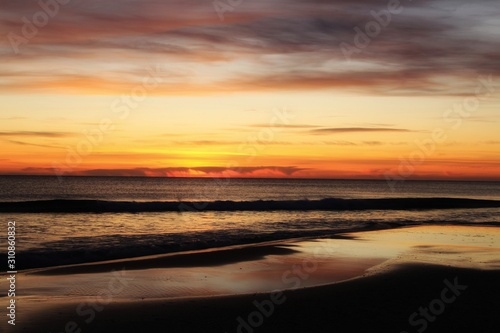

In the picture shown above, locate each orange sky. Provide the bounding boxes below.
[1,0,499,180]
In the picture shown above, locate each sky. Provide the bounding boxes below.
[1,0,499,180]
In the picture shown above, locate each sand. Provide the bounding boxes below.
[2,225,500,333]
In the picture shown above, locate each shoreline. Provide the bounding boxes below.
[2,225,500,332]
[5,222,406,272]
[12,223,499,275]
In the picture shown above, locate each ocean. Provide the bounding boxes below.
[1,176,499,270]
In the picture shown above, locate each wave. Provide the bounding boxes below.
[1,197,500,213]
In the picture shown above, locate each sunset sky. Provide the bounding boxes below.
[1,0,499,180]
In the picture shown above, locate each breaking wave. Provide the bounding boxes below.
[1,197,500,213]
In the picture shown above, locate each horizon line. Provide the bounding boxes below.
[0,174,499,182]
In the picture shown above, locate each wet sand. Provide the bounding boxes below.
[2,225,500,332]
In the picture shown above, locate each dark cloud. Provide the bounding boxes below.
[1,0,499,95]
[21,166,308,177]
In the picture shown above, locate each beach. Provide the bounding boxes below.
[2,224,499,333]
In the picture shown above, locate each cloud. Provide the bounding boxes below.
[18,166,308,177]
[310,127,416,134]
[321,140,409,146]
[0,131,75,138]
[362,141,384,146]
[4,140,61,149]
[172,140,241,146]
[0,117,27,120]
[249,124,320,129]
[322,141,357,146]
[1,0,499,96]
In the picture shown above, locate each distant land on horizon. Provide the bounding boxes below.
[1,173,499,182]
